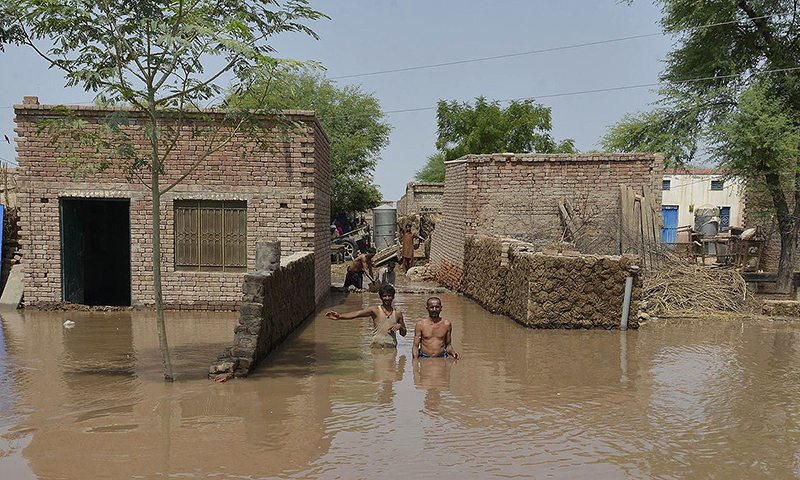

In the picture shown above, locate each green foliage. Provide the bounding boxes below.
[416,96,577,182]
[227,69,391,215]
[713,80,800,179]
[600,107,702,168]
[415,152,447,183]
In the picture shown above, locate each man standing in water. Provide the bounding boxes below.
[413,297,460,359]
[326,285,407,348]
[343,247,377,289]
[401,224,425,273]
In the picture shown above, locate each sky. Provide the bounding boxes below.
[0,0,674,204]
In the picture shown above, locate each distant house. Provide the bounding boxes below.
[396,182,444,217]
[660,168,745,243]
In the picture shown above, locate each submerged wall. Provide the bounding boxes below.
[460,236,641,329]
[210,251,315,377]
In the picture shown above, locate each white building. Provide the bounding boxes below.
[660,169,745,242]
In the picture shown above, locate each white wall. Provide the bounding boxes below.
[661,174,745,228]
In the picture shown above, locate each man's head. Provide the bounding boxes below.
[405,224,412,232]
[366,247,377,258]
[426,297,442,319]
[378,284,396,306]
[387,260,395,272]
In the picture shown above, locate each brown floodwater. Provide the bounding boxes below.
[2,291,800,479]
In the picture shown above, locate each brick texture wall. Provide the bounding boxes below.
[430,153,663,275]
[14,99,330,309]
[396,182,444,217]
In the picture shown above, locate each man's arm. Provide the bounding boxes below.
[326,306,376,320]
[444,321,460,359]
[390,311,408,337]
[412,321,422,358]
[361,257,375,282]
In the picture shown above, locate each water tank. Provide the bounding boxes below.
[373,205,397,249]
[695,205,720,255]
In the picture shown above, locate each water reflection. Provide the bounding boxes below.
[1,296,800,478]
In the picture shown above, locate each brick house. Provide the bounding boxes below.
[396,182,444,217]
[14,96,330,309]
[430,153,663,288]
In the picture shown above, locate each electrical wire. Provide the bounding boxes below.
[329,12,788,80]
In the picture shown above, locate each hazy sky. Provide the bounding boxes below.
[0,0,673,203]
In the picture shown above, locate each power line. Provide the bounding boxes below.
[2,11,788,112]
[329,12,787,80]
[374,65,800,117]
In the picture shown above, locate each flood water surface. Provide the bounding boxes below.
[2,292,800,479]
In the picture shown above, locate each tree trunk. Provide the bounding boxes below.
[776,224,794,294]
[152,172,173,381]
[149,101,173,381]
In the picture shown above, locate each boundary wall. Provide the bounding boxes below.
[459,235,641,329]
[210,251,315,377]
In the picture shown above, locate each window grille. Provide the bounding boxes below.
[710,180,724,191]
[662,179,671,190]
[174,200,247,271]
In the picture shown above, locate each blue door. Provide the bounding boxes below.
[661,205,679,244]
[718,206,731,231]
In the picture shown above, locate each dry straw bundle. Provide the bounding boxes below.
[643,264,757,317]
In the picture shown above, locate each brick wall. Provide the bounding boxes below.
[396,182,444,217]
[430,153,663,272]
[14,99,330,309]
[312,122,332,305]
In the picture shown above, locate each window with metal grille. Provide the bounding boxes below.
[710,180,724,191]
[662,179,671,190]
[174,200,247,271]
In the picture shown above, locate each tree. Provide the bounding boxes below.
[618,0,800,293]
[600,106,702,168]
[226,70,391,215]
[3,0,325,379]
[416,96,577,182]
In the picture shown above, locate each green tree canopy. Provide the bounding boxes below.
[416,96,576,182]
[226,69,391,216]
[617,0,800,292]
[600,106,702,168]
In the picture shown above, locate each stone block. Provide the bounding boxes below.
[256,241,281,271]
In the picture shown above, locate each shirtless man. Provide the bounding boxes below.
[343,247,377,289]
[412,297,460,359]
[326,284,407,348]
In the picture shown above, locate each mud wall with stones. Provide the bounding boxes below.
[430,153,662,279]
[461,235,641,329]
[210,251,315,377]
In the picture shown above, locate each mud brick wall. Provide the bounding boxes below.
[396,182,444,217]
[430,153,663,273]
[14,98,330,309]
[210,251,315,377]
[461,235,641,329]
